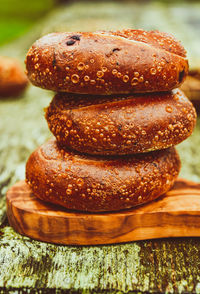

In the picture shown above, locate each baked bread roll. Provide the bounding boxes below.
[0,56,28,97]
[45,89,196,155]
[26,138,181,212]
[25,29,188,95]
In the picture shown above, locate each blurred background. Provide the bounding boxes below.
[0,0,54,45]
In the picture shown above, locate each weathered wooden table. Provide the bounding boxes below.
[1,2,200,293]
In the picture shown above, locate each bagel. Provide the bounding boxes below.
[25,29,188,95]
[26,138,181,212]
[45,89,196,155]
[0,56,28,97]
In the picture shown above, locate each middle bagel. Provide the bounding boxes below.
[45,89,196,155]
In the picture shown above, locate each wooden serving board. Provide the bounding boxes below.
[6,179,200,245]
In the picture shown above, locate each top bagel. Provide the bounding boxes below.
[25,29,188,95]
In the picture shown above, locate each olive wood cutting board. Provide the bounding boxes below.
[6,179,200,245]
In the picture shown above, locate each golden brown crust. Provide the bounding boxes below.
[25,30,188,94]
[26,138,181,212]
[105,29,187,57]
[45,89,196,155]
[0,56,28,97]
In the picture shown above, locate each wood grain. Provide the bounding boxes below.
[6,179,200,245]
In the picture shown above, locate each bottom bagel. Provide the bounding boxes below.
[26,139,181,212]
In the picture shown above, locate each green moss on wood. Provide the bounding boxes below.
[1,226,200,292]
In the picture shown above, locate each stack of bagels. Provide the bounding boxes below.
[25,29,196,212]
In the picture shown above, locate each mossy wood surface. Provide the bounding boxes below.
[1,1,200,293]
